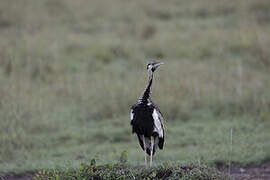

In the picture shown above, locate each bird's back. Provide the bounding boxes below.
[130,102,155,137]
[130,100,165,155]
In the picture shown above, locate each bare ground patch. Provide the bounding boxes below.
[217,160,270,180]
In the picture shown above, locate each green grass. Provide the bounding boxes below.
[0,0,270,176]
[0,110,269,174]
[33,160,232,180]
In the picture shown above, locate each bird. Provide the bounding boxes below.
[130,61,165,168]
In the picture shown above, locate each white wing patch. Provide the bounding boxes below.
[152,109,163,137]
[130,109,134,121]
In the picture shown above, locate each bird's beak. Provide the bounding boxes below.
[154,62,164,69]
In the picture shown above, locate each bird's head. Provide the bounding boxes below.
[147,61,164,72]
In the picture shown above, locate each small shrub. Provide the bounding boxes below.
[33,160,231,180]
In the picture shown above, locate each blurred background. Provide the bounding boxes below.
[0,0,270,174]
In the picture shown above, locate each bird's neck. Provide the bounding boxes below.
[139,70,153,103]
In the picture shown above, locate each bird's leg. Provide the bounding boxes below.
[150,137,153,168]
[142,135,147,168]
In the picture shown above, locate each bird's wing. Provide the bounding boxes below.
[152,108,164,138]
[152,103,165,131]
[151,103,165,149]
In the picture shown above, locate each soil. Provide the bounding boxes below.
[216,160,270,180]
[1,160,270,180]
[1,173,33,180]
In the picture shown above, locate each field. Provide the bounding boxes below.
[0,0,270,179]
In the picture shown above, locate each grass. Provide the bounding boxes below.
[0,110,269,174]
[0,0,270,176]
[33,160,232,180]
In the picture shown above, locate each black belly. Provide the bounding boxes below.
[130,104,155,137]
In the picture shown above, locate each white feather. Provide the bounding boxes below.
[152,109,163,138]
[130,109,134,121]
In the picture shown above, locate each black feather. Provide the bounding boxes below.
[130,61,165,156]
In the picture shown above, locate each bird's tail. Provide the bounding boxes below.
[137,135,159,156]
